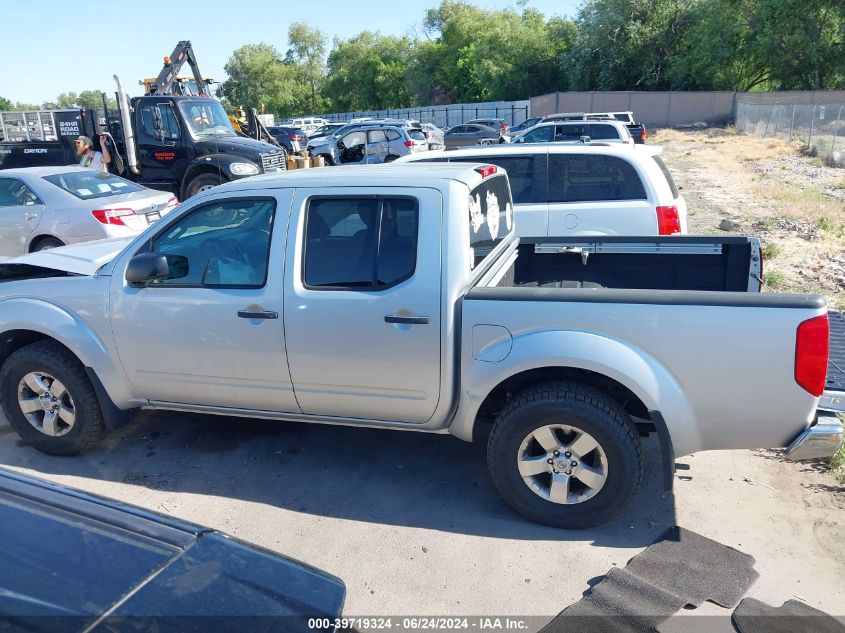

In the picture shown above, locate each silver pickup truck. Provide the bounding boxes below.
[0,164,842,529]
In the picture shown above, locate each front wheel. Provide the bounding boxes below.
[0,341,106,455]
[184,173,225,199]
[487,381,643,529]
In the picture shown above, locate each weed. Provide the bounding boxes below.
[832,440,845,484]
[763,270,786,288]
[762,243,781,259]
[819,217,835,232]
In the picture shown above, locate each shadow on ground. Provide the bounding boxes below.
[0,411,676,545]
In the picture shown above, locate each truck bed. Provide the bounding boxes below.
[488,236,760,293]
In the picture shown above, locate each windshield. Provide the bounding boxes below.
[177,100,238,138]
[43,171,145,200]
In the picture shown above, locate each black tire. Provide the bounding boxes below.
[31,237,64,252]
[487,381,643,529]
[384,154,400,163]
[184,173,225,199]
[318,154,334,166]
[0,341,106,456]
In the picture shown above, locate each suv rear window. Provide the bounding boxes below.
[548,155,647,202]
[468,173,513,270]
[588,124,620,140]
[408,130,426,141]
[43,171,145,200]
[652,155,679,198]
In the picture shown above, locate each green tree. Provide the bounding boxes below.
[0,96,13,110]
[286,22,328,113]
[324,32,415,111]
[418,1,575,102]
[565,0,701,91]
[56,92,79,108]
[222,43,301,116]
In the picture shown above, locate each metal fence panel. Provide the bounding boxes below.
[316,100,530,128]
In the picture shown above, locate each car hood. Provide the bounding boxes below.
[194,135,282,160]
[1,237,133,277]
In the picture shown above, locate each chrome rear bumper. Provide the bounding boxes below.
[785,412,844,461]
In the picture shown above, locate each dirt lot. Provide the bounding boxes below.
[653,128,845,310]
[1,131,844,623]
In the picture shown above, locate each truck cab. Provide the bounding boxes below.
[123,95,286,199]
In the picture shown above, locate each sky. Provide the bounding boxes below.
[0,0,583,106]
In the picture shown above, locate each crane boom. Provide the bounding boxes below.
[148,41,208,96]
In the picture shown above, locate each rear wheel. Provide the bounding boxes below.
[318,154,334,166]
[31,237,64,252]
[384,154,400,163]
[487,381,643,529]
[184,173,225,198]
[0,341,106,455]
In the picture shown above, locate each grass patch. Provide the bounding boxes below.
[763,270,786,288]
[762,243,781,259]
[819,216,835,232]
[832,440,845,484]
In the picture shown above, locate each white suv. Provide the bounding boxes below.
[394,143,687,238]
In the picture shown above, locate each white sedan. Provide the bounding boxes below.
[0,166,178,260]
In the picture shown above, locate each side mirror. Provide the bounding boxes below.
[126,253,171,286]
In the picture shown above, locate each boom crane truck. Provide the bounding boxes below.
[0,41,287,199]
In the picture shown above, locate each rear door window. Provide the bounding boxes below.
[554,124,587,141]
[468,174,514,270]
[304,197,419,289]
[408,130,426,141]
[548,154,647,202]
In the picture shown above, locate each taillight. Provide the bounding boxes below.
[92,208,135,225]
[291,135,302,141]
[475,165,497,178]
[795,314,829,397]
[404,140,415,147]
[166,196,178,207]
[641,127,647,142]
[656,205,681,235]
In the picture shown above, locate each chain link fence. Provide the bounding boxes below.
[736,97,845,166]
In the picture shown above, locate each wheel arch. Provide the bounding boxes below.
[449,330,701,481]
[0,301,137,428]
[28,235,64,253]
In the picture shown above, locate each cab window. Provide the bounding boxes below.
[145,198,276,288]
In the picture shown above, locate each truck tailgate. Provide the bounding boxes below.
[821,310,845,412]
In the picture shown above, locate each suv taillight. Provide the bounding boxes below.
[641,127,647,142]
[656,205,681,235]
[92,208,135,225]
[291,134,302,141]
[795,314,829,397]
[404,140,415,147]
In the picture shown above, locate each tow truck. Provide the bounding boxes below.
[0,41,287,199]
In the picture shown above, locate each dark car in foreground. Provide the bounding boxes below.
[0,468,345,632]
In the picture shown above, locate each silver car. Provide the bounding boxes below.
[0,166,177,259]
[312,125,428,165]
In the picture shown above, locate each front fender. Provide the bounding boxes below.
[450,329,701,457]
[182,154,258,194]
[0,298,135,410]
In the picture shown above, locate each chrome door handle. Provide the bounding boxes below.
[238,309,278,320]
[385,315,429,325]
[23,213,38,220]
